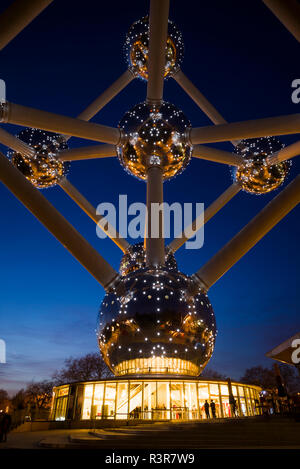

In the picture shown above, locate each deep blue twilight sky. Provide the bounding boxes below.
[0,0,299,395]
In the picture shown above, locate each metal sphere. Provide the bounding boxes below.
[119,242,177,276]
[117,101,192,181]
[8,128,69,189]
[233,137,291,194]
[124,16,184,80]
[97,268,216,377]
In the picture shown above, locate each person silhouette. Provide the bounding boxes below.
[204,400,210,419]
[210,400,216,418]
[1,412,11,442]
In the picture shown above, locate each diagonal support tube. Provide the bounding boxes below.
[168,182,241,253]
[192,144,243,166]
[262,0,300,43]
[173,70,227,125]
[0,0,53,50]
[0,126,35,157]
[173,70,240,146]
[194,175,300,290]
[59,178,129,253]
[145,166,165,267]
[63,70,134,143]
[189,114,300,145]
[58,144,117,162]
[267,140,300,165]
[77,70,135,122]
[0,102,121,144]
[146,0,170,105]
[0,151,119,289]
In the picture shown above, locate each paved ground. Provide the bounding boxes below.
[1,418,300,449]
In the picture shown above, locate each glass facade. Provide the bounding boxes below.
[51,379,261,422]
[114,357,199,376]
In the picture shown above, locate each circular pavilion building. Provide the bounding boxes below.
[50,377,261,422]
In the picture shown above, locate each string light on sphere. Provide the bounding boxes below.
[118,101,192,181]
[124,16,184,80]
[8,128,69,189]
[119,242,177,276]
[233,136,291,195]
[97,267,217,377]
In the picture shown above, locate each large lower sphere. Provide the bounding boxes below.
[97,268,217,377]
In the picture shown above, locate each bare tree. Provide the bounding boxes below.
[240,364,300,392]
[11,389,27,411]
[52,353,112,385]
[0,389,9,411]
[201,368,227,380]
[25,381,54,410]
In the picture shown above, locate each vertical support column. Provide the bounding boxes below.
[218,383,224,418]
[127,381,130,421]
[146,0,170,104]
[114,383,117,420]
[195,382,200,420]
[145,166,165,267]
[141,382,144,420]
[236,387,242,417]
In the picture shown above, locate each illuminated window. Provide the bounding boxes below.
[103,383,116,419]
[198,383,209,419]
[184,383,198,419]
[82,384,93,420]
[143,382,156,419]
[157,382,170,419]
[55,396,68,421]
[92,383,104,419]
[129,383,143,419]
[116,382,128,419]
[220,384,229,396]
[114,357,199,376]
[209,383,219,395]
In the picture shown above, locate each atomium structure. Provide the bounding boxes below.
[0,0,299,381]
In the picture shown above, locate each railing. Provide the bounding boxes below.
[91,408,200,420]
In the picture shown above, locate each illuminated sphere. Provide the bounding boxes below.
[8,128,69,189]
[117,101,192,181]
[97,268,216,377]
[233,137,291,194]
[124,16,184,80]
[119,242,177,276]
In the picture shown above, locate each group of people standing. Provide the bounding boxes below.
[204,400,217,419]
[204,398,238,418]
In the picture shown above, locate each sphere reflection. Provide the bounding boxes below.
[9,128,69,189]
[233,137,290,194]
[118,101,192,181]
[97,267,216,377]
